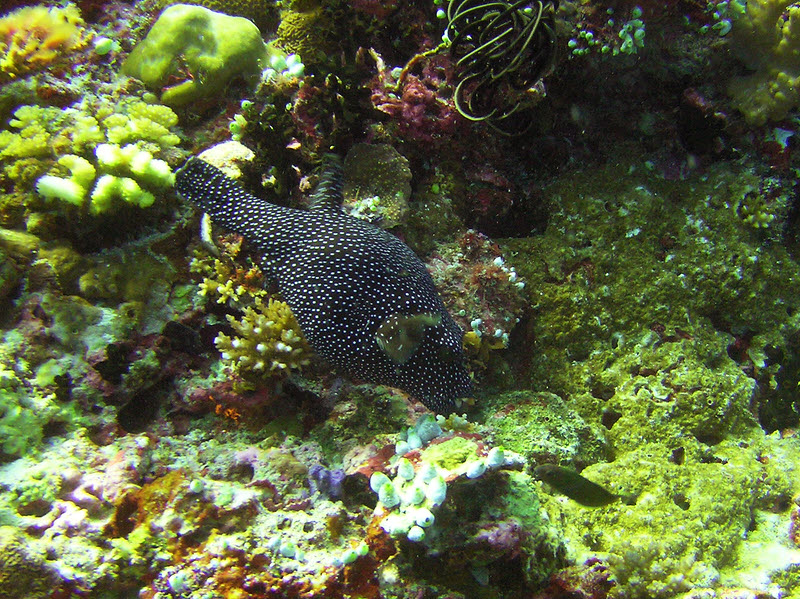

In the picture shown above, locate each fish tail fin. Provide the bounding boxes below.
[309,153,344,212]
[176,157,277,236]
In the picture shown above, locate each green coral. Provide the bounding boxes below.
[0,96,181,221]
[728,0,800,124]
[122,4,267,106]
[275,1,337,65]
[0,526,53,599]
[215,297,311,377]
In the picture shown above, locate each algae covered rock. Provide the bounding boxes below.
[541,432,800,599]
[484,390,608,468]
[122,4,267,106]
[0,526,54,598]
[342,143,412,228]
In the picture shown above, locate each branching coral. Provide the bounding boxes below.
[215,297,311,377]
[190,234,268,308]
[0,96,181,221]
[0,3,90,83]
[728,0,800,125]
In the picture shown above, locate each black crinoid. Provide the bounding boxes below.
[446,0,558,135]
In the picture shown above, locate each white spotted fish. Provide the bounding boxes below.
[175,155,472,413]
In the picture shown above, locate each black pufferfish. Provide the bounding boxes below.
[175,155,473,413]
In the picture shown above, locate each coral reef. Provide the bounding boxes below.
[215,296,312,380]
[0,1,798,598]
[122,4,267,106]
[0,4,90,83]
[342,142,412,228]
[0,95,182,243]
[728,0,800,124]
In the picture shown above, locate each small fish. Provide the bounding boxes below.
[175,155,473,413]
[534,464,619,507]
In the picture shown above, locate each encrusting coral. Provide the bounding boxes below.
[0,3,90,84]
[728,0,800,124]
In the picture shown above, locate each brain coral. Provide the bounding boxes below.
[0,526,54,598]
[275,2,337,64]
[0,3,90,83]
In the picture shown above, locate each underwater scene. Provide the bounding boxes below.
[2,0,800,597]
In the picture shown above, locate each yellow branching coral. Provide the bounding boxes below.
[728,0,800,125]
[0,97,181,164]
[191,234,268,308]
[0,3,90,82]
[215,297,311,376]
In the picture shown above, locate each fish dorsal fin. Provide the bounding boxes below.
[375,312,442,364]
[309,154,344,212]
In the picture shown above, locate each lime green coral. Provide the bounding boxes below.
[122,4,267,106]
[0,96,180,163]
[0,96,181,218]
[728,0,800,125]
[36,143,173,214]
[155,0,278,32]
[215,297,311,376]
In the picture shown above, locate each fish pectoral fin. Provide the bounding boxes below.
[375,312,442,364]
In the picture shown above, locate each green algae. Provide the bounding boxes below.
[538,432,800,598]
[419,436,479,471]
[481,390,607,467]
